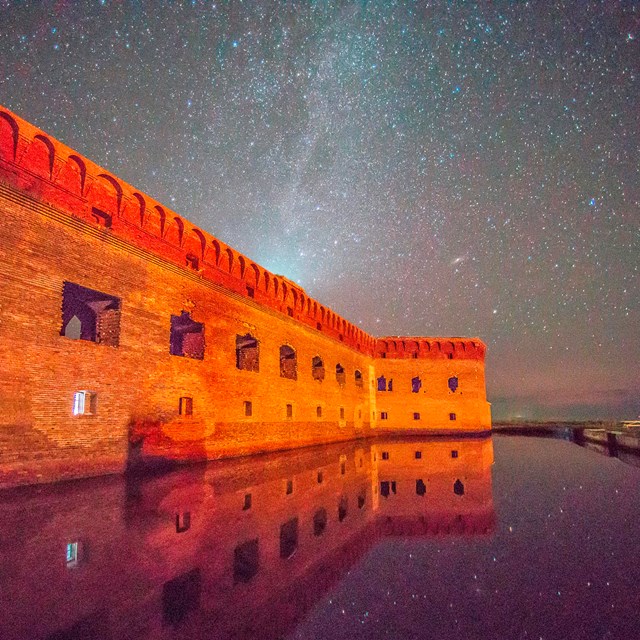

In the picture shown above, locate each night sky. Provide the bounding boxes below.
[0,1,637,421]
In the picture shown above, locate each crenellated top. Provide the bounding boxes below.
[375,337,486,361]
[0,105,377,353]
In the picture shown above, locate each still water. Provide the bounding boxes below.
[1,435,639,640]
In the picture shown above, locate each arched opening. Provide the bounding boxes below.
[412,376,422,393]
[170,312,205,360]
[335,363,346,386]
[354,370,363,387]
[279,345,297,380]
[312,356,325,381]
[448,376,459,392]
[313,508,327,536]
[236,334,259,372]
[453,479,465,496]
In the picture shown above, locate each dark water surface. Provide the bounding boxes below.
[1,435,639,640]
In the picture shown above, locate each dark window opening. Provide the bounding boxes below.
[280,345,297,380]
[236,334,259,371]
[91,206,112,228]
[448,376,459,393]
[354,370,363,387]
[411,376,422,393]
[339,333,344,341]
[380,481,396,497]
[415,451,422,459]
[179,397,193,416]
[450,412,457,421]
[286,403,293,418]
[358,492,365,509]
[316,406,322,418]
[316,322,322,331]
[381,352,386,358]
[340,460,346,475]
[61,282,121,346]
[246,286,255,298]
[380,412,388,420]
[313,508,327,536]
[234,538,259,584]
[454,479,465,495]
[186,254,199,270]
[287,306,293,317]
[162,569,201,628]
[170,312,205,359]
[335,363,346,385]
[382,451,389,460]
[447,353,453,360]
[377,376,387,391]
[338,496,348,522]
[413,412,420,420]
[317,470,323,484]
[451,450,459,459]
[416,479,427,496]
[312,356,325,381]
[340,407,345,420]
[244,400,252,417]
[286,479,293,495]
[388,379,393,392]
[412,352,418,359]
[280,518,298,559]
[176,512,191,533]
[243,493,252,510]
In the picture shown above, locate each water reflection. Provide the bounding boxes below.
[0,436,494,640]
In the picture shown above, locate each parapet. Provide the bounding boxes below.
[375,336,486,361]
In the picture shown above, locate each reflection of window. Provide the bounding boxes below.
[243,493,252,510]
[448,376,459,392]
[61,282,121,346]
[280,518,298,559]
[66,542,79,568]
[338,496,348,522]
[416,479,427,496]
[73,391,97,416]
[170,312,204,359]
[454,479,465,495]
[162,569,201,627]
[236,334,259,371]
[176,512,191,533]
[234,538,259,584]
[313,509,327,536]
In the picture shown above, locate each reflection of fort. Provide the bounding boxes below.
[0,436,494,640]
[0,105,491,488]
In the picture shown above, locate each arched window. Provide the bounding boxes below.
[448,376,459,392]
[354,370,363,387]
[453,479,465,496]
[236,334,259,372]
[279,345,297,380]
[335,363,346,385]
[377,376,386,391]
[312,356,325,381]
[170,311,204,359]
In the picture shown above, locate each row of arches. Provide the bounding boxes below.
[0,108,373,353]
[376,338,484,360]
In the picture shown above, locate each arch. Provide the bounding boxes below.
[93,173,123,217]
[458,341,466,352]
[164,216,185,246]
[453,479,465,496]
[237,255,246,279]
[320,306,325,322]
[335,363,346,385]
[448,376,459,393]
[311,355,325,381]
[0,111,19,161]
[145,204,165,238]
[249,263,261,288]
[354,370,363,387]
[211,239,221,266]
[272,277,280,299]
[56,154,87,196]
[291,289,298,310]
[129,192,146,226]
[279,345,297,380]
[281,282,288,303]
[263,271,270,292]
[25,134,55,180]
[224,247,234,273]
[236,334,259,372]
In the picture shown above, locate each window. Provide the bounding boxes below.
[380,412,388,420]
[411,376,422,393]
[66,542,80,568]
[380,481,396,497]
[338,496,348,522]
[170,312,205,359]
[246,285,255,298]
[61,282,121,346]
[354,370,363,387]
[381,451,389,460]
[236,334,259,371]
[412,352,418,359]
[317,470,324,484]
[339,407,345,420]
[234,539,259,584]
[176,512,191,533]
[448,376,459,392]
[416,479,427,496]
[447,353,453,360]
[279,345,297,380]
[287,306,294,317]
[451,450,459,459]
[243,493,252,510]
[312,355,325,381]
[313,508,327,536]
[449,412,456,421]
[285,479,293,495]
[179,397,193,416]
[340,455,346,475]
[377,376,387,391]
[73,391,97,416]
[413,412,420,420]
[454,479,465,495]
[286,403,293,419]
[243,400,252,417]
[388,379,393,392]
[335,363,346,385]
[415,451,422,459]
[316,322,322,330]
[316,406,322,418]
[162,569,201,627]
[280,518,298,559]
[186,254,199,270]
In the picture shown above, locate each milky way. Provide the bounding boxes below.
[0,1,637,420]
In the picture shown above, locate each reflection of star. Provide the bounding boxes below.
[450,256,465,266]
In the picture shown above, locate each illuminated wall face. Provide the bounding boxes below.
[0,437,494,640]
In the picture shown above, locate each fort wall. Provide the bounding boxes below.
[0,104,491,488]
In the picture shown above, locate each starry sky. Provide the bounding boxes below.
[0,1,638,421]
